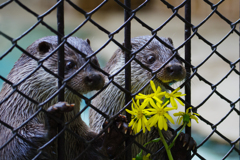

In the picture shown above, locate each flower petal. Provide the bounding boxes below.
[148,115,158,127]
[152,96,163,104]
[173,111,184,117]
[158,116,164,130]
[156,86,161,93]
[140,100,148,110]
[175,97,185,106]
[170,97,178,108]
[132,99,138,108]
[126,109,136,115]
[164,113,175,124]
[133,122,138,134]
[190,115,199,123]
[165,93,170,98]
[174,92,186,97]
[128,119,134,127]
[163,118,168,131]
[143,116,151,131]
[164,106,176,112]
[149,99,158,109]
[135,93,146,99]
[178,117,183,125]
[193,112,200,116]
[150,80,157,92]
[187,121,191,127]
[172,87,180,94]
[186,107,192,114]
[137,118,142,133]
[145,108,157,113]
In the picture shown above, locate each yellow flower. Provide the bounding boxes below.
[143,153,151,160]
[135,80,166,105]
[146,101,175,131]
[132,153,151,160]
[165,87,186,109]
[126,99,151,134]
[173,107,200,127]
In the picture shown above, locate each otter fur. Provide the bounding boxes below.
[0,36,127,160]
[90,36,195,159]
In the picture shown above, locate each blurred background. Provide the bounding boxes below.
[0,0,239,159]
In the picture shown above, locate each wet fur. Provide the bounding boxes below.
[0,36,106,160]
[90,36,186,159]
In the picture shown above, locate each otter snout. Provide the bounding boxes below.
[84,72,104,90]
[166,64,184,77]
[158,63,186,83]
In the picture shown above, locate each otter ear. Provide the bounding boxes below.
[85,39,90,45]
[167,37,173,45]
[38,41,51,54]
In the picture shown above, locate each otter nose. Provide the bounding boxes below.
[166,65,183,75]
[85,73,104,90]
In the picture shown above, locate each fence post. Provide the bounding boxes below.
[185,0,192,160]
[57,0,65,160]
[124,0,132,160]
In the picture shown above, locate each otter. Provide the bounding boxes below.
[90,35,196,159]
[0,36,130,160]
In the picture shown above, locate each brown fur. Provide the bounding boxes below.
[90,36,186,159]
[0,36,108,159]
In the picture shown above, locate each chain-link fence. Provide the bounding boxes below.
[0,0,239,160]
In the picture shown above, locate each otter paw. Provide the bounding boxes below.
[47,102,75,114]
[45,102,75,136]
[171,132,197,160]
[178,132,197,151]
[103,114,132,135]
[102,114,132,158]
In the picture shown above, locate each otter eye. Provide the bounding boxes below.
[65,61,76,70]
[147,55,156,64]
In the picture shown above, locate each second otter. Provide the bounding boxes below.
[90,36,195,159]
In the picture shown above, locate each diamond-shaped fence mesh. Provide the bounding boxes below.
[0,0,239,160]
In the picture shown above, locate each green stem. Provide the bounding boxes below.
[169,123,187,149]
[158,129,174,160]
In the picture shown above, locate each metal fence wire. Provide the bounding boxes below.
[0,0,239,160]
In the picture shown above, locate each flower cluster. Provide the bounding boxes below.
[173,107,200,127]
[126,80,193,134]
[126,99,150,134]
[126,80,200,160]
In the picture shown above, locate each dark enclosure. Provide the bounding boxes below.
[0,0,239,160]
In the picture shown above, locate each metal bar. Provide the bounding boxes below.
[57,0,65,160]
[185,0,191,160]
[124,0,132,160]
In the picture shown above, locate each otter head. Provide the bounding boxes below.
[29,36,104,96]
[131,36,186,86]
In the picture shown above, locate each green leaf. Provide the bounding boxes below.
[152,138,161,143]
[135,151,143,160]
